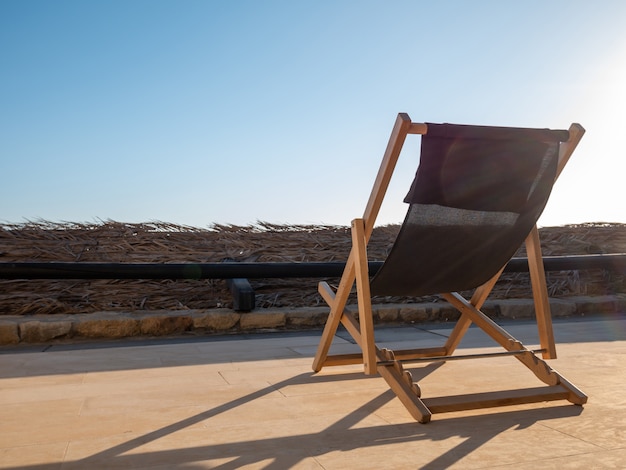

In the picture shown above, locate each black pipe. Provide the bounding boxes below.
[506,254,626,272]
[0,254,624,280]
[0,261,349,280]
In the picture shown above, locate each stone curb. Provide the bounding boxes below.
[0,295,624,345]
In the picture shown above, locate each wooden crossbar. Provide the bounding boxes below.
[422,386,573,414]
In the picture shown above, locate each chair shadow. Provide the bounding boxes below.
[3,365,585,470]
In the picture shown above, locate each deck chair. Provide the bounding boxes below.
[312,113,587,423]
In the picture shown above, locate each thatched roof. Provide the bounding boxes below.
[1,221,624,315]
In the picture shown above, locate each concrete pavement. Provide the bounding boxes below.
[1,314,625,469]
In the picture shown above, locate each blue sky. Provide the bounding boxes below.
[2,0,625,228]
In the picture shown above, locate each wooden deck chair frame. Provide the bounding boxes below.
[312,113,588,423]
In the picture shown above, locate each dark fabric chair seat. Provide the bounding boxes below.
[371,123,568,296]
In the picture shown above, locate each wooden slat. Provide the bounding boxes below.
[318,280,364,350]
[322,353,366,367]
[444,266,505,354]
[442,292,519,349]
[526,225,557,359]
[339,307,364,349]
[323,346,448,367]
[443,292,560,386]
[312,254,356,372]
[408,122,428,134]
[556,123,585,180]
[312,113,413,373]
[555,374,589,405]
[377,355,432,423]
[362,113,412,239]
[351,218,377,375]
[422,386,571,414]
[317,280,337,306]
[385,347,448,361]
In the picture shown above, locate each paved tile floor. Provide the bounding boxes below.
[1,314,625,469]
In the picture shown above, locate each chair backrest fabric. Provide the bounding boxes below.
[370,123,568,297]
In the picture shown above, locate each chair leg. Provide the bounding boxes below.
[313,114,412,374]
[525,225,557,359]
[377,349,432,423]
[312,218,378,375]
[442,292,587,404]
[312,253,356,372]
[444,266,504,354]
[351,218,377,375]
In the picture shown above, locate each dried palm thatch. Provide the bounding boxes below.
[0,221,624,315]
